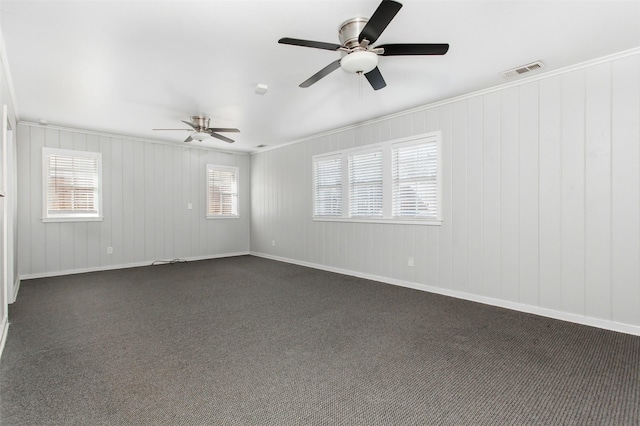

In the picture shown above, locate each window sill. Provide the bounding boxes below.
[206,215,240,220]
[312,217,442,226]
[43,216,104,223]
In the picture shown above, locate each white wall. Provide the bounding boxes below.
[0,27,18,354]
[250,50,640,335]
[17,125,250,278]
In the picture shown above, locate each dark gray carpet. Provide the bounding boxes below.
[1,255,638,425]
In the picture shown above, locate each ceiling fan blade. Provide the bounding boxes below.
[181,120,197,130]
[278,37,343,51]
[358,0,403,44]
[299,59,341,88]
[207,128,240,133]
[152,128,191,131]
[184,135,193,143]
[365,67,387,90]
[209,132,235,143]
[377,43,450,56]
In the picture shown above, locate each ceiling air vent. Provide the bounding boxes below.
[502,60,545,79]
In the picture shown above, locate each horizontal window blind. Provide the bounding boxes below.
[311,132,441,224]
[349,150,383,217]
[45,150,100,218]
[314,156,342,216]
[207,166,238,217]
[392,141,437,218]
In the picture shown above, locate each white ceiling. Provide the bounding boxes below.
[1,0,639,153]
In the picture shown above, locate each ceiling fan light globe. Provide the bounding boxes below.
[192,131,209,141]
[340,51,378,74]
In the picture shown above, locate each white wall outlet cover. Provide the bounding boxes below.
[187,203,193,210]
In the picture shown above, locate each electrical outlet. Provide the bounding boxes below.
[107,247,113,255]
[272,240,276,247]
[187,203,192,210]
[407,257,414,267]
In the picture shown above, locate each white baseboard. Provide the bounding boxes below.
[250,251,640,337]
[18,252,250,281]
[0,317,8,360]
[11,277,20,304]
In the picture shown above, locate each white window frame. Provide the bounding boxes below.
[206,164,239,219]
[42,147,103,222]
[311,131,442,226]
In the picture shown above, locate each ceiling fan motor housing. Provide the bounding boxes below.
[190,115,210,130]
[338,17,368,48]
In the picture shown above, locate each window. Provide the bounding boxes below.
[348,149,383,217]
[206,165,238,218]
[42,147,102,222]
[392,139,438,219]
[311,131,441,225]
[313,155,342,217]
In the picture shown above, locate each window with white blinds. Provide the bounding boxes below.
[42,148,102,221]
[392,140,438,219]
[313,155,342,216]
[206,165,238,218]
[348,150,383,217]
[312,131,441,224]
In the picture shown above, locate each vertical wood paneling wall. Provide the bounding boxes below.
[0,34,18,352]
[250,52,640,333]
[17,126,250,277]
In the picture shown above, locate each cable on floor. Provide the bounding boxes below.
[150,258,188,266]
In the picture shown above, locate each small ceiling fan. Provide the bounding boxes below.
[152,116,240,143]
[278,0,449,90]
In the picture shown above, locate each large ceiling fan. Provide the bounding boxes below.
[152,116,240,143]
[279,0,449,90]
